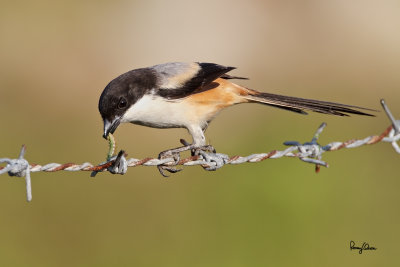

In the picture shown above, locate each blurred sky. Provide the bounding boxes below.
[0,0,399,266]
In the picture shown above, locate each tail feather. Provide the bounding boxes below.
[245,91,376,117]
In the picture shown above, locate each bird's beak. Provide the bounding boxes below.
[103,117,121,139]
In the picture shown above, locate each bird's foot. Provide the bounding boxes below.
[157,144,198,177]
[157,140,217,176]
[180,139,226,171]
[179,139,216,156]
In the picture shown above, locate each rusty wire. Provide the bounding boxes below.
[1,99,399,202]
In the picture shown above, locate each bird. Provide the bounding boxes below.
[98,62,375,174]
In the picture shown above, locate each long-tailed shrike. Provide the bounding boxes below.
[98,62,374,174]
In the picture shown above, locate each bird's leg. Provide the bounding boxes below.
[157,126,216,176]
[185,125,216,155]
[157,141,216,176]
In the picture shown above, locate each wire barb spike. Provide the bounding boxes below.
[381,99,400,134]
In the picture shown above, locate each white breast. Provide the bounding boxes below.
[121,94,195,129]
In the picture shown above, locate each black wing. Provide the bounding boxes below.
[220,74,249,80]
[155,62,236,99]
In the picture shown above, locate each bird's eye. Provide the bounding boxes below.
[118,97,127,109]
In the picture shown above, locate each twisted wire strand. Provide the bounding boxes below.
[1,124,397,172]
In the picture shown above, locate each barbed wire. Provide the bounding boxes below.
[1,99,399,202]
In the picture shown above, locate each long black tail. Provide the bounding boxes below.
[245,91,376,116]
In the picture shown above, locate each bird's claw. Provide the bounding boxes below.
[157,165,183,177]
[192,145,216,156]
[180,139,216,156]
[157,140,217,176]
[157,150,182,177]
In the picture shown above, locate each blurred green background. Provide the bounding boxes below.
[1,0,399,266]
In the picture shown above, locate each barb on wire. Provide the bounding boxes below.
[1,99,399,202]
[0,145,31,202]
